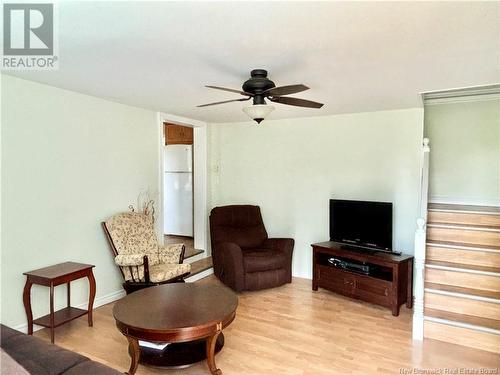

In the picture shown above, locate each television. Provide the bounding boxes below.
[329,199,393,252]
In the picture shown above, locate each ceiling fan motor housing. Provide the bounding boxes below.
[242,69,276,105]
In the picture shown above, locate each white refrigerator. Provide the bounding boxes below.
[164,145,193,236]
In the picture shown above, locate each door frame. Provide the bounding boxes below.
[157,112,208,252]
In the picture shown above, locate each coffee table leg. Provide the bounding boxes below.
[125,336,140,375]
[206,331,222,375]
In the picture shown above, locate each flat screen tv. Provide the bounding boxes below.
[329,199,393,251]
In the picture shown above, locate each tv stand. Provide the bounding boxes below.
[311,241,413,316]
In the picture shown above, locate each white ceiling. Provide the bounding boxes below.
[6,1,500,123]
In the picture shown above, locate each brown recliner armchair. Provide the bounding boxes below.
[209,205,294,291]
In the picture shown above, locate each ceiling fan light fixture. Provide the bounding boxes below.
[242,104,275,124]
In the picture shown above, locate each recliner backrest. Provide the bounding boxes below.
[209,205,268,249]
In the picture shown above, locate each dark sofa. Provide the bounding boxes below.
[210,205,294,291]
[0,325,121,375]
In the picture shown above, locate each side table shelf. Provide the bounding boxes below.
[33,307,89,328]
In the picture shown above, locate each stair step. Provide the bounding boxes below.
[426,242,500,270]
[424,320,500,354]
[426,260,500,274]
[425,267,500,297]
[427,224,500,247]
[424,291,500,328]
[188,256,213,277]
[184,248,204,260]
[428,210,500,228]
[425,282,500,300]
[425,308,500,330]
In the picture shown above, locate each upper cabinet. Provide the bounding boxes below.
[164,123,193,145]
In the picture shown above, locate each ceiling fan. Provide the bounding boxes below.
[197,69,324,124]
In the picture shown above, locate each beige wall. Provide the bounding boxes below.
[424,99,500,205]
[1,75,159,329]
[209,108,424,279]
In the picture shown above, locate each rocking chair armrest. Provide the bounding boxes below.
[114,254,151,284]
[114,253,145,267]
[159,244,186,264]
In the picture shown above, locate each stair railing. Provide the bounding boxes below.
[413,138,430,340]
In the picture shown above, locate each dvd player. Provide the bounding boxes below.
[327,257,373,275]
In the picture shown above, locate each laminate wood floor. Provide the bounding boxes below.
[34,277,500,375]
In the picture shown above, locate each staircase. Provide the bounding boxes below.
[423,203,500,353]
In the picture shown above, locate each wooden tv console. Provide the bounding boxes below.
[311,242,413,316]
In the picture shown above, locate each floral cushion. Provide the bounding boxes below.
[115,253,144,266]
[159,244,184,264]
[105,212,159,264]
[149,263,191,283]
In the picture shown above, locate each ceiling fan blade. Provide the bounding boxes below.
[263,84,309,97]
[269,96,324,108]
[205,85,253,96]
[197,97,251,108]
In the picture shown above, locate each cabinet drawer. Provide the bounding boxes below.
[317,265,355,294]
[317,264,392,306]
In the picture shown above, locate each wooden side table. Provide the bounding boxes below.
[23,262,96,343]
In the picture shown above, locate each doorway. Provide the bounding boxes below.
[163,123,195,255]
[158,113,208,254]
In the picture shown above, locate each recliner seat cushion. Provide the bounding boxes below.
[245,269,288,291]
[243,249,287,272]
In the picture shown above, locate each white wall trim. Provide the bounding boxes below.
[424,93,500,106]
[158,113,208,252]
[425,288,500,304]
[425,264,500,277]
[12,289,126,334]
[426,241,500,253]
[184,252,206,264]
[427,223,500,233]
[429,196,500,207]
[185,268,214,282]
[422,84,500,105]
[424,316,500,335]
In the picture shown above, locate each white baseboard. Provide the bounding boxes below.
[185,268,214,282]
[185,253,206,264]
[12,289,126,334]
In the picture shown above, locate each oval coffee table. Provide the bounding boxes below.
[113,283,238,375]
